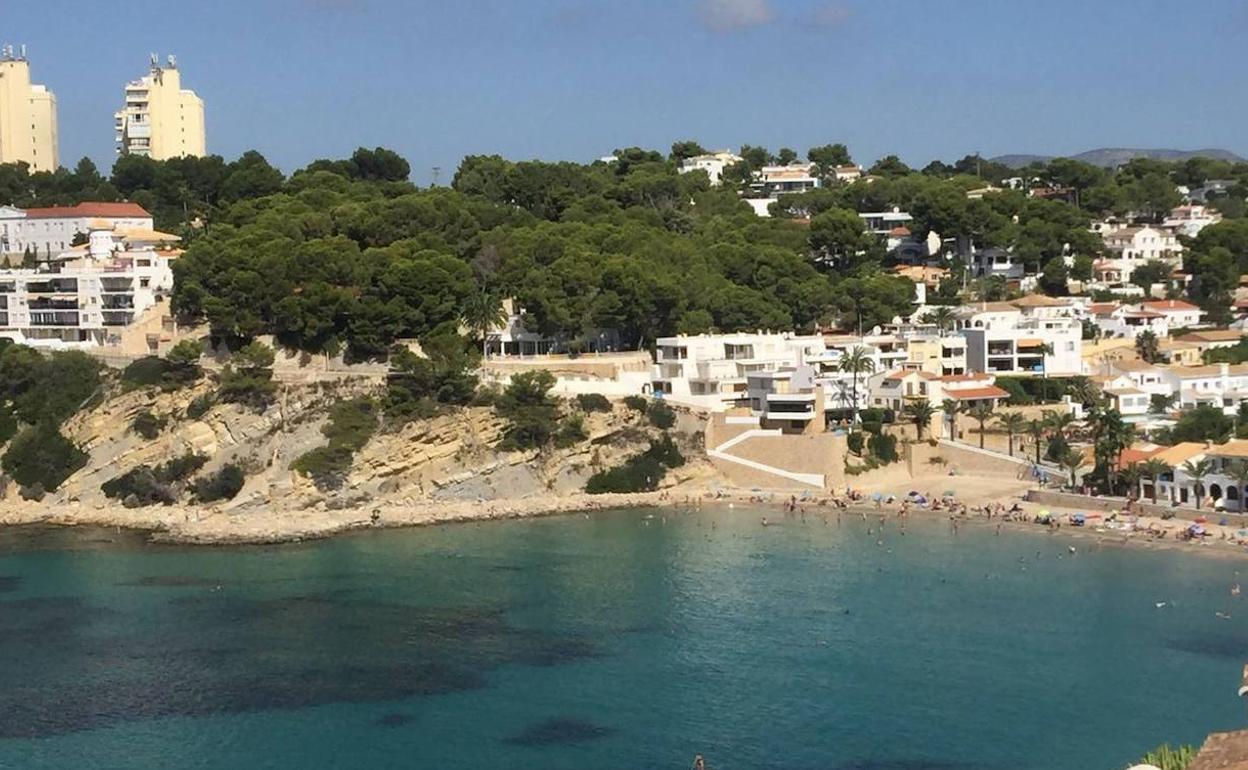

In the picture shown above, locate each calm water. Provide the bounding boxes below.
[1,509,1247,770]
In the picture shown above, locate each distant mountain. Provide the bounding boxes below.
[989,148,1245,169]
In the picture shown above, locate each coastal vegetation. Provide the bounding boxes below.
[291,397,379,490]
[585,434,685,494]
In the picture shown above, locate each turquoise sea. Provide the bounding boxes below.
[1,508,1246,770]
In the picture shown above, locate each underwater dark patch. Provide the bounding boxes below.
[1167,634,1248,660]
[375,712,416,728]
[0,590,598,738]
[504,717,614,747]
[0,576,20,593]
[120,576,228,588]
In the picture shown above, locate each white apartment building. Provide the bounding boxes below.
[652,332,826,410]
[0,47,57,172]
[1160,363,1248,415]
[0,222,178,348]
[0,202,153,260]
[1096,226,1183,284]
[957,302,1082,376]
[115,55,205,159]
[678,151,742,186]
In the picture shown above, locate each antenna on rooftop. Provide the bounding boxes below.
[19,44,26,59]
[150,52,158,67]
[167,54,176,68]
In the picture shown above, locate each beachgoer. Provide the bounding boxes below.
[693,755,706,770]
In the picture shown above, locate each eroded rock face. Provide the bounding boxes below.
[49,380,706,513]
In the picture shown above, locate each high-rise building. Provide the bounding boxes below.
[115,54,205,160]
[0,46,59,172]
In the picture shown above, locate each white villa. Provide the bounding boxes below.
[1095,226,1183,284]
[678,150,742,186]
[956,300,1083,376]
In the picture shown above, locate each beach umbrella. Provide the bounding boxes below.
[871,492,883,501]
[1195,516,1208,523]
[1072,513,1086,524]
[1190,524,1207,536]
[943,490,956,498]
[1236,529,1248,539]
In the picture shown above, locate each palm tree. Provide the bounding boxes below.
[1181,458,1213,510]
[1088,406,1135,494]
[995,413,1027,457]
[1026,418,1047,464]
[1119,463,1143,500]
[1227,459,1248,514]
[837,347,875,426]
[1140,458,1169,504]
[1061,448,1085,490]
[942,398,962,440]
[1065,376,1097,409]
[1039,342,1054,382]
[904,400,938,441]
[966,404,994,449]
[928,306,957,332]
[1043,410,1076,441]
[1135,329,1160,364]
[460,291,507,359]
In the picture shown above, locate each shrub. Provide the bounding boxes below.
[186,393,214,419]
[163,339,205,387]
[217,341,277,410]
[192,464,246,502]
[585,437,684,494]
[131,410,166,440]
[292,398,377,489]
[846,432,865,455]
[2,424,88,491]
[575,393,612,413]
[647,401,677,429]
[861,420,882,436]
[0,346,102,427]
[120,357,171,390]
[623,395,649,413]
[100,454,208,507]
[1133,744,1196,770]
[19,483,46,501]
[383,335,479,426]
[555,414,588,447]
[495,371,562,450]
[995,377,1033,405]
[868,432,899,464]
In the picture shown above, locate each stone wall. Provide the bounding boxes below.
[705,412,846,490]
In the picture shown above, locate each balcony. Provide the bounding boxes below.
[25,279,77,294]
[986,341,1015,356]
[28,298,79,311]
[29,311,79,327]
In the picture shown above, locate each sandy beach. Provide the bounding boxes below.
[2,462,1245,563]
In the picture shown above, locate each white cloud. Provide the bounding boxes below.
[698,0,775,33]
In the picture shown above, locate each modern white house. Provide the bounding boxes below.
[1159,363,1248,414]
[678,150,743,186]
[745,365,828,434]
[832,165,863,183]
[0,221,178,348]
[968,247,1025,280]
[0,202,154,261]
[750,163,821,197]
[652,332,827,410]
[859,208,913,237]
[866,369,1008,415]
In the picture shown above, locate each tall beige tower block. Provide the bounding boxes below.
[115,54,205,160]
[0,47,59,172]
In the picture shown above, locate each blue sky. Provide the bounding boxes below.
[10,0,1247,183]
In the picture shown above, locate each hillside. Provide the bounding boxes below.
[991,147,1244,168]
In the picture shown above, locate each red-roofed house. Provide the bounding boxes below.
[1140,299,1203,328]
[0,202,153,260]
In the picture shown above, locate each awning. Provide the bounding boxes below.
[950,386,1010,400]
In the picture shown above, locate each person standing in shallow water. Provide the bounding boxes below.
[693,754,706,770]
